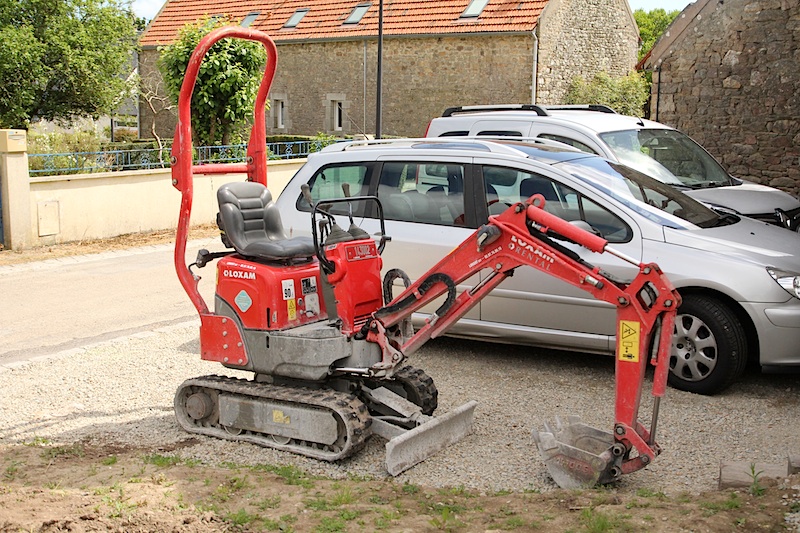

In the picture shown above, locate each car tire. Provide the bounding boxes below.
[668,294,748,395]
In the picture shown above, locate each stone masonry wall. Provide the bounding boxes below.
[536,0,639,104]
[270,35,534,138]
[649,0,800,198]
[140,35,534,140]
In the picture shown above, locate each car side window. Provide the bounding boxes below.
[482,165,632,243]
[482,166,520,215]
[377,162,466,226]
[537,134,597,155]
[295,163,372,216]
[478,130,523,137]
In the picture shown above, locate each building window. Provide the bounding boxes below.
[273,99,286,129]
[344,3,371,24]
[240,12,260,27]
[284,8,309,28]
[460,0,489,18]
[332,101,344,131]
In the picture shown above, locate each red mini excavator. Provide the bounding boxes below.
[170,27,680,488]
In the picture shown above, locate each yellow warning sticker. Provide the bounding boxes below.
[617,320,640,363]
[287,299,296,321]
[272,410,291,424]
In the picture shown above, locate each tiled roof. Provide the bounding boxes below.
[140,0,549,47]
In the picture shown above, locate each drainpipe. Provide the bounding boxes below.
[531,29,539,104]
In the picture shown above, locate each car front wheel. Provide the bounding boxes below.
[667,294,748,395]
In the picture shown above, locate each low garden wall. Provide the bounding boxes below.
[0,129,304,250]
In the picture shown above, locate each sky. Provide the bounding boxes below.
[131,0,695,23]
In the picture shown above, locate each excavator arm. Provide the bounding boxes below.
[365,195,680,488]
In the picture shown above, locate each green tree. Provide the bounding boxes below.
[564,71,649,116]
[634,8,680,61]
[158,16,267,146]
[0,0,138,129]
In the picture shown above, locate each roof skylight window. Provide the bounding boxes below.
[344,3,371,24]
[240,12,260,27]
[284,8,309,28]
[460,0,490,18]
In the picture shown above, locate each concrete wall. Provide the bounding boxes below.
[648,0,800,197]
[0,129,303,250]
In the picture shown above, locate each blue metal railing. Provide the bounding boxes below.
[28,139,335,176]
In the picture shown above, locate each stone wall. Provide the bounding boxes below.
[140,35,535,140]
[536,0,639,104]
[269,35,534,138]
[649,0,800,198]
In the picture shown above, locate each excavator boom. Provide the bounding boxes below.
[366,196,679,487]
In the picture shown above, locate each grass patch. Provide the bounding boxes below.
[141,453,182,468]
[41,443,85,461]
[701,493,741,515]
[580,507,633,532]
[224,508,260,526]
[252,463,315,488]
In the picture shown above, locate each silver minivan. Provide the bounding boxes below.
[425,105,800,232]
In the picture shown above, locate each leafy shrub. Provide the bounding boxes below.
[564,71,649,117]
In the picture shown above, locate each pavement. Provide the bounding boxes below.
[0,239,220,367]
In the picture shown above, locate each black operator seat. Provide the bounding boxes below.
[217,181,316,261]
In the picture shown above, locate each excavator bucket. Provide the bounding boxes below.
[532,416,619,489]
[385,400,478,476]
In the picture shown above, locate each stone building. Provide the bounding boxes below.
[643,0,800,197]
[139,0,639,139]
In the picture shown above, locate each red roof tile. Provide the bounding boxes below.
[140,0,548,47]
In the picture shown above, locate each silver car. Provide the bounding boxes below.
[275,138,800,395]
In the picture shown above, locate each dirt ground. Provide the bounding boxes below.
[1,230,799,532]
[1,440,797,533]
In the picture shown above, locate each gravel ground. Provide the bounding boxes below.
[1,322,799,497]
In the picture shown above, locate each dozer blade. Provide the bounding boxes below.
[532,415,619,489]
[385,400,478,476]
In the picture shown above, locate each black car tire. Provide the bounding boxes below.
[667,294,748,395]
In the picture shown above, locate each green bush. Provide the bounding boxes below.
[564,71,649,117]
[28,129,103,155]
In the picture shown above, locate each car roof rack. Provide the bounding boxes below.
[540,104,618,114]
[441,104,549,117]
[471,135,583,152]
[439,103,619,117]
[322,137,533,158]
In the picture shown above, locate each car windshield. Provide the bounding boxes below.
[599,129,734,188]
[556,157,723,229]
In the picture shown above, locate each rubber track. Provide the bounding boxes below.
[174,375,372,462]
[392,365,439,416]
